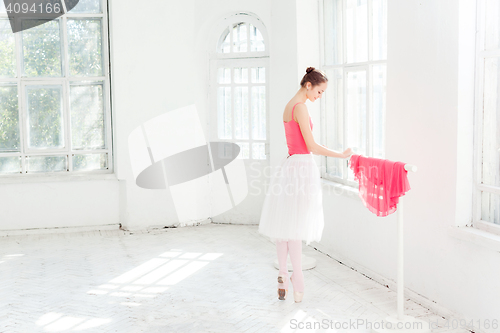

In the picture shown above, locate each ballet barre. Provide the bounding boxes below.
[380,163,429,333]
[347,155,428,332]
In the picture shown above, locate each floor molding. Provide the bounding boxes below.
[0,223,121,238]
[311,241,465,323]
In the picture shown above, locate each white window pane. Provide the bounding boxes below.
[70,83,105,149]
[73,152,107,171]
[26,155,67,173]
[0,85,20,152]
[485,0,500,50]
[250,23,265,52]
[234,87,248,139]
[346,71,366,154]
[67,19,103,77]
[323,0,342,65]
[217,67,231,84]
[251,86,266,140]
[325,68,344,179]
[372,64,386,159]
[0,19,16,77]
[66,0,101,13]
[251,67,265,83]
[482,58,500,187]
[235,142,249,159]
[346,0,367,63]
[22,20,62,77]
[0,156,21,174]
[232,22,247,52]
[372,0,387,61]
[217,87,231,139]
[0,1,5,12]
[481,191,500,225]
[252,142,265,160]
[234,67,248,83]
[26,85,64,149]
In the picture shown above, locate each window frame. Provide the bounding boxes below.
[472,0,500,235]
[209,14,270,161]
[319,0,387,187]
[0,0,113,177]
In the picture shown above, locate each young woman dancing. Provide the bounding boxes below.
[258,67,353,303]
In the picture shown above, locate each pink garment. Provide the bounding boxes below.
[276,239,304,292]
[284,102,313,156]
[348,154,411,217]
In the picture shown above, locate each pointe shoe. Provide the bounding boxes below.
[278,288,288,300]
[290,275,304,303]
[293,291,304,303]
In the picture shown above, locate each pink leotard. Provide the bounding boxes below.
[283,102,313,156]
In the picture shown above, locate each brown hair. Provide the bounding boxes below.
[300,67,328,88]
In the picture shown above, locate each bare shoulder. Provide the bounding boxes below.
[293,103,309,122]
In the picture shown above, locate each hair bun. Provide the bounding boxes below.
[306,67,315,74]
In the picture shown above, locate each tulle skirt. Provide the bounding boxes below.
[258,153,325,246]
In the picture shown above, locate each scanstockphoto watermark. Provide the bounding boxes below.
[290,318,425,330]
[2,0,81,33]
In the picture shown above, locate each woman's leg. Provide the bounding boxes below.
[288,239,304,292]
[276,240,289,290]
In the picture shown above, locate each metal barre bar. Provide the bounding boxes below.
[404,164,417,172]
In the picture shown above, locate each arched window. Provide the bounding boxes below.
[209,15,269,161]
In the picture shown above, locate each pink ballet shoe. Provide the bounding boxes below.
[290,275,304,303]
[278,288,288,300]
[293,291,304,303]
[277,275,288,300]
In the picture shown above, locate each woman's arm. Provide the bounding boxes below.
[314,144,346,159]
[294,104,350,159]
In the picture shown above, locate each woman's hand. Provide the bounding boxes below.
[342,148,353,159]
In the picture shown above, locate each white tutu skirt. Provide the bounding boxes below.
[258,153,325,246]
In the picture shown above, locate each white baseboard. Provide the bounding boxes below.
[310,241,464,323]
[0,224,121,238]
[0,219,214,238]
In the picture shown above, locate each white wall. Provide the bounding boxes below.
[109,0,197,229]
[0,179,119,231]
[315,0,500,328]
[110,0,278,229]
[1,0,497,326]
[0,0,283,232]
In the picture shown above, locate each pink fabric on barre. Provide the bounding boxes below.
[284,102,313,156]
[348,154,411,217]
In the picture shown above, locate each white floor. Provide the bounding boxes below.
[0,223,470,333]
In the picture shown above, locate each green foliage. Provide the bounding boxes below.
[27,155,66,172]
[73,153,107,171]
[68,19,102,77]
[22,20,62,77]
[0,86,20,151]
[0,156,21,173]
[0,40,15,77]
[26,86,64,149]
[70,84,104,149]
[0,16,106,173]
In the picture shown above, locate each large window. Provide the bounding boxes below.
[474,0,500,232]
[210,17,269,160]
[320,0,387,185]
[0,0,112,176]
